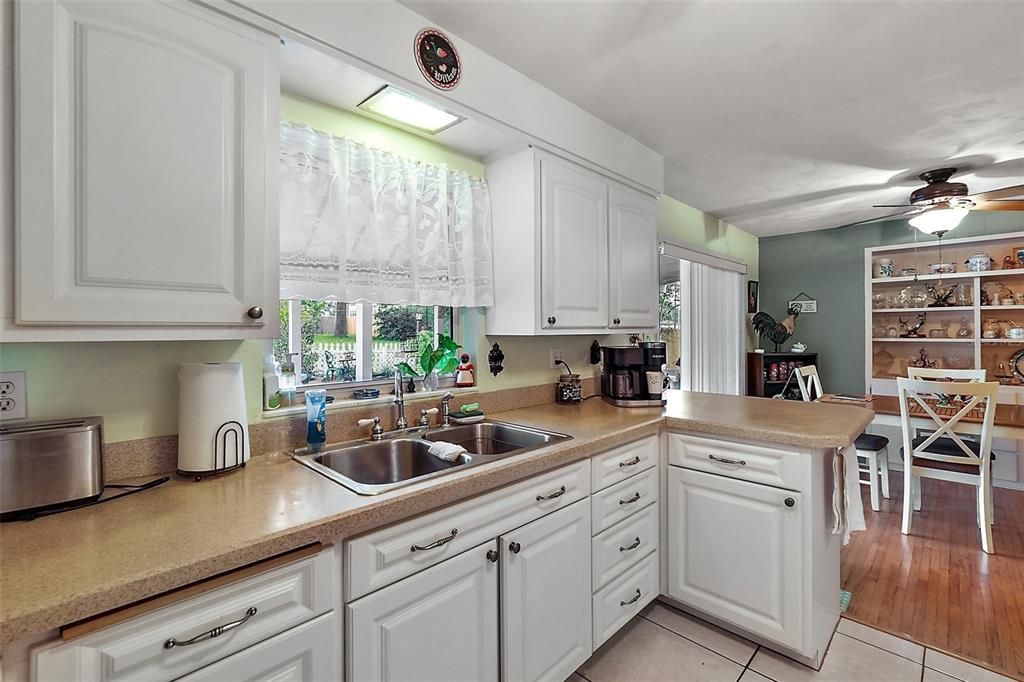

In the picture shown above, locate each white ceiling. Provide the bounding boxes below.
[399,0,1024,237]
[280,39,520,160]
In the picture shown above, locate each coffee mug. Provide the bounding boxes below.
[646,371,665,396]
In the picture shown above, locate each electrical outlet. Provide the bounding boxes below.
[550,349,565,369]
[0,371,27,420]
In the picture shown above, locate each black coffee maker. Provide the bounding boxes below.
[600,342,667,407]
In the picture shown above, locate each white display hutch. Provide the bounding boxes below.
[865,229,1024,399]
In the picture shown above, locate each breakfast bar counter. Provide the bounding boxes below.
[0,392,872,647]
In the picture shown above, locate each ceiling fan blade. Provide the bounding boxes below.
[973,199,1024,211]
[840,209,924,228]
[969,184,1024,202]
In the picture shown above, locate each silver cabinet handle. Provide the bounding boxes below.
[619,537,641,552]
[785,497,796,508]
[411,528,458,552]
[619,456,641,468]
[164,607,257,649]
[619,492,641,505]
[709,454,746,466]
[620,589,642,606]
[246,306,264,320]
[536,485,566,501]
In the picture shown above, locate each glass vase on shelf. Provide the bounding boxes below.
[955,316,973,338]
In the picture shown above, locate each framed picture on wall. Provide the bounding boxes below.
[747,280,759,313]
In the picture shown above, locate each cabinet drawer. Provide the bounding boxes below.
[34,550,335,682]
[176,612,340,682]
[591,436,658,492]
[346,459,590,600]
[591,467,658,535]
[667,432,804,491]
[593,551,659,648]
[591,503,658,590]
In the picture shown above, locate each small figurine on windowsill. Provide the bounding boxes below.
[455,353,476,387]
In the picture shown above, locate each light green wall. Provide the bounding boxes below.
[0,97,757,442]
[658,196,759,280]
[759,212,1024,393]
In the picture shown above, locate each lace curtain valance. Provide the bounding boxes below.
[279,122,494,307]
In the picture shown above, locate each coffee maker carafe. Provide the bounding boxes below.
[600,342,667,407]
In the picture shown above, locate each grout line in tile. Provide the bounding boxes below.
[637,612,750,667]
[838,627,926,665]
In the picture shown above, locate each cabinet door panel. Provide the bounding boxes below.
[16,0,277,328]
[540,156,608,329]
[667,466,804,650]
[608,185,658,329]
[502,499,592,682]
[348,541,499,682]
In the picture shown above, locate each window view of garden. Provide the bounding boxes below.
[274,300,454,385]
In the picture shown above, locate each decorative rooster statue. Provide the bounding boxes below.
[752,305,801,352]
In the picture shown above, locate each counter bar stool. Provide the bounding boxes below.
[896,376,998,554]
[793,365,890,512]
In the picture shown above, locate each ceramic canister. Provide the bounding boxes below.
[876,258,895,278]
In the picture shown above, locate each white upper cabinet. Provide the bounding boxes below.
[486,148,659,335]
[14,0,279,338]
[608,184,659,329]
[540,156,609,330]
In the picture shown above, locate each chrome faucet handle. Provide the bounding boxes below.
[357,416,384,441]
[419,408,439,427]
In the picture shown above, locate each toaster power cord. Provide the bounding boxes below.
[6,476,170,522]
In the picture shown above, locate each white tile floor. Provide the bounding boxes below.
[572,601,1016,682]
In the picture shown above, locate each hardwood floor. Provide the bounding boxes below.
[841,472,1024,680]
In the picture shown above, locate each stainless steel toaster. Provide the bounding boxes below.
[0,417,104,517]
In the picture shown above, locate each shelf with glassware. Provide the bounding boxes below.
[865,229,1024,395]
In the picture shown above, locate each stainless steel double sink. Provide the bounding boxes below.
[292,421,572,495]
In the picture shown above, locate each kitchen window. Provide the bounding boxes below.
[274,299,456,389]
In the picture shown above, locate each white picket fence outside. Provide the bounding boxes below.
[310,340,416,379]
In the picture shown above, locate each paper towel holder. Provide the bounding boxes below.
[180,420,248,481]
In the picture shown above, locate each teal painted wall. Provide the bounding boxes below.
[758,213,1024,393]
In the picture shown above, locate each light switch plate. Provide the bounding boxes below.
[0,371,27,420]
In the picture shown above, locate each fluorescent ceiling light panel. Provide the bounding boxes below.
[357,86,463,134]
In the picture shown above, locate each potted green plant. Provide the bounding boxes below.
[397,333,462,392]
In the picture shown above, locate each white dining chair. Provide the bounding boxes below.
[793,365,890,511]
[896,377,998,554]
[902,367,986,513]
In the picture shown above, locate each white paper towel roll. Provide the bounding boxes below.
[178,362,250,475]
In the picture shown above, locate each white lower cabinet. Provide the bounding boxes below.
[501,500,592,682]
[177,612,339,682]
[347,541,500,682]
[666,466,805,650]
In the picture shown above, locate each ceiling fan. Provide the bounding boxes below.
[850,168,1024,235]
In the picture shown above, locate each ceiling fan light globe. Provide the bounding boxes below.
[909,207,969,235]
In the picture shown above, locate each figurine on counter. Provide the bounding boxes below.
[455,353,476,387]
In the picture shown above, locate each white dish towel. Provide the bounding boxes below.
[428,441,467,462]
[832,445,866,545]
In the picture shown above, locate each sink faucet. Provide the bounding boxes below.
[393,368,408,430]
[440,392,454,426]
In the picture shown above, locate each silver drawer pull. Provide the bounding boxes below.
[619,456,641,468]
[708,454,746,466]
[536,485,566,501]
[163,607,257,649]
[411,528,458,552]
[619,492,641,505]
[620,588,642,606]
[619,536,641,552]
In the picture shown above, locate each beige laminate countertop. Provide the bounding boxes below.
[0,391,871,646]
